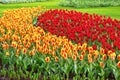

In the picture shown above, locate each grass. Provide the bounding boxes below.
[0,0,120,19]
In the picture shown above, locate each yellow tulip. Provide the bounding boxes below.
[6,52,10,56]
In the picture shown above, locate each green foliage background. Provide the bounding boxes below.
[59,0,120,8]
[0,0,49,3]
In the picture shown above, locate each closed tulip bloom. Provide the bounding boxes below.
[117,61,120,68]
[93,50,98,58]
[45,57,50,63]
[88,57,93,63]
[63,53,67,59]
[100,47,105,55]
[6,52,10,56]
[88,47,93,51]
[72,55,77,61]
[117,54,120,60]
[55,56,59,62]
[102,54,107,61]
[100,62,105,68]
[52,51,56,57]
[79,55,83,61]
[110,52,116,60]
[81,51,86,56]
[22,48,27,54]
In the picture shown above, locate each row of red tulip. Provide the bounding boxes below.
[37,9,120,53]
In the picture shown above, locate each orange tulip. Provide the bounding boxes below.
[36,40,40,46]
[88,54,92,59]
[110,52,116,61]
[17,40,21,44]
[72,55,77,61]
[26,42,31,48]
[61,48,65,53]
[88,47,93,51]
[22,48,27,54]
[81,51,86,56]
[88,57,93,63]
[11,41,17,48]
[52,51,56,57]
[2,43,9,50]
[0,29,5,34]
[0,37,4,42]
[29,50,35,56]
[107,50,113,57]
[16,49,20,55]
[18,45,23,49]
[77,45,81,50]
[74,52,78,57]
[79,55,83,61]
[102,54,107,61]
[117,61,120,68]
[55,56,59,62]
[100,47,105,55]
[37,46,42,52]
[45,57,50,63]
[63,53,67,59]
[81,43,87,50]
[93,50,98,59]
[117,54,120,60]
[89,51,93,55]
[100,62,104,68]
[73,49,77,54]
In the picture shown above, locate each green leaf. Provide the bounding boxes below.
[33,17,38,26]
[74,61,77,74]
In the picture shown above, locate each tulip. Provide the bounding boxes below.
[117,61,120,68]
[6,52,10,56]
[79,55,83,61]
[55,56,59,62]
[72,55,77,61]
[102,54,107,61]
[100,62,105,68]
[45,57,50,63]
[117,54,120,60]
[88,57,93,63]
[22,48,27,54]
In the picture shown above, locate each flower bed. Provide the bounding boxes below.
[37,9,120,53]
[0,7,120,79]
